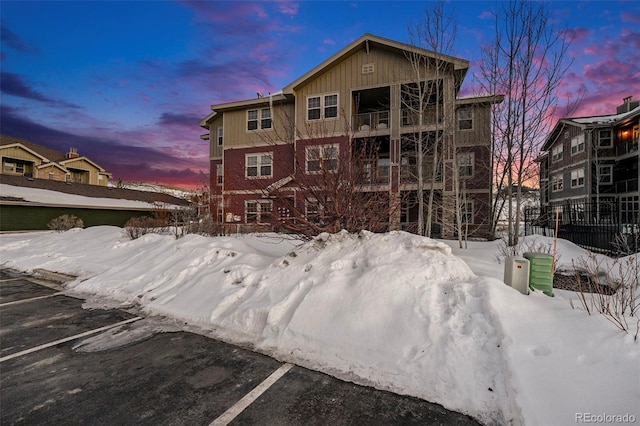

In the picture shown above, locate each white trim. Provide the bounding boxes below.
[306,93,339,122]
[305,144,339,174]
[245,152,273,178]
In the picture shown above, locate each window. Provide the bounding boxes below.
[461,201,474,224]
[361,63,375,74]
[571,134,585,154]
[598,164,613,184]
[306,144,339,173]
[305,199,323,224]
[245,200,272,224]
[216,164,223,185]
[307,94,338,121]
[65,174,71,183]
[245,153,272,178]
[571,168,585,188]
[598,130,612,147]
[247,108,272,131]
[457,109,473,130]
[261,108,272,129]
[552,174,563,192]
[49,173,54,180]
[3,162,15,173]
[457,152,474,177]
[552,144,563,162]
[217,127,224,146]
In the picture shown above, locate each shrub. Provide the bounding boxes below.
[571,252,639,339]
[47,214,84,232]
[124,216,167,240]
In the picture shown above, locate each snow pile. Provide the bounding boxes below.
[1,228,638,425]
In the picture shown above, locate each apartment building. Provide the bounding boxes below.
[539,96,640,225]
[200,34,501,237]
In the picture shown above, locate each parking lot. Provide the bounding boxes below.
[0,268,480,425]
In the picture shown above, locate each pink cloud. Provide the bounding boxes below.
[621,11,640,23]
[275,0,299,16]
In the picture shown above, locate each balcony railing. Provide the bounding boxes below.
[357,164,390,184]
[401,106,443,127]
[615,178,639,194]
[353,111,390,132]
[615,138,639,156]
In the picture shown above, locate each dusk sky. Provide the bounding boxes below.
[1,1,639,190]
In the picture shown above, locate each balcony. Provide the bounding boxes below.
[353,111,390,132]
[615,178,639,194]
[615,138,639,156]
[401,105,443,127]
[357,161,390,185]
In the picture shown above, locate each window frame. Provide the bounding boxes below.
[245,199,273,224]
[461,200,474,224]
[216,164,224,185]
[552,144,564,162]
[571,134,585,155]
[217,127,224,146]
[306,93,339,122]
[570,168,585,188]
[598,164,613,185]
[552,174,564,192]
[305,144,339,174]
[457,109,473,131]
[245,153,273,178]
[457,152,474,178]
[598,129,612,147]
[247,108,272,131]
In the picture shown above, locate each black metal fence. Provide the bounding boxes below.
[524,201,639,255]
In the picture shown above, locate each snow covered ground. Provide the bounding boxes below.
[1,228,637,426]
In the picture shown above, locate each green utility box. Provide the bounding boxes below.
[523,252,554,296]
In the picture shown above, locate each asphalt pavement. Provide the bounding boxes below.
[0,268,481,425]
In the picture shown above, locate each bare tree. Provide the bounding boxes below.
[240,108,404,239]
[403,1,457,237]
[405,1,477,248]
[477,0,572,245]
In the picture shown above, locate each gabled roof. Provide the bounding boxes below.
[201,33,472,129]
[283,33,469,93]
[60,156,108,172]
[0,135,64,162]
[542,105,640,151]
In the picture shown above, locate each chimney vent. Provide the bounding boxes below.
[66,147,79,159]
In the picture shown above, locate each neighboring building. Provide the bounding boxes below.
[0,135,112,186]
[539,96,639,226]
[200,34,502,238]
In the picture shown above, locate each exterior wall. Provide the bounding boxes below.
[205,37,499,238]
[37,164,67,182]
[293,46,451,138]
[222,103,294,149]
[0,143,110,186]
[0,146,43,177]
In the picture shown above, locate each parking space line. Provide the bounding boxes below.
[0,316,142,363]
[209,363,294,426]
[0,294,59,307]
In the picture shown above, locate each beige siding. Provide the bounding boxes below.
[209,115,223,159]
[223,103,295,149]
[293,45,456,138]
[456,104,492,147]
[0,146,43,165]
[62,158,101,185]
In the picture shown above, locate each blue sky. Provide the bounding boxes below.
[1,1,639,189]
